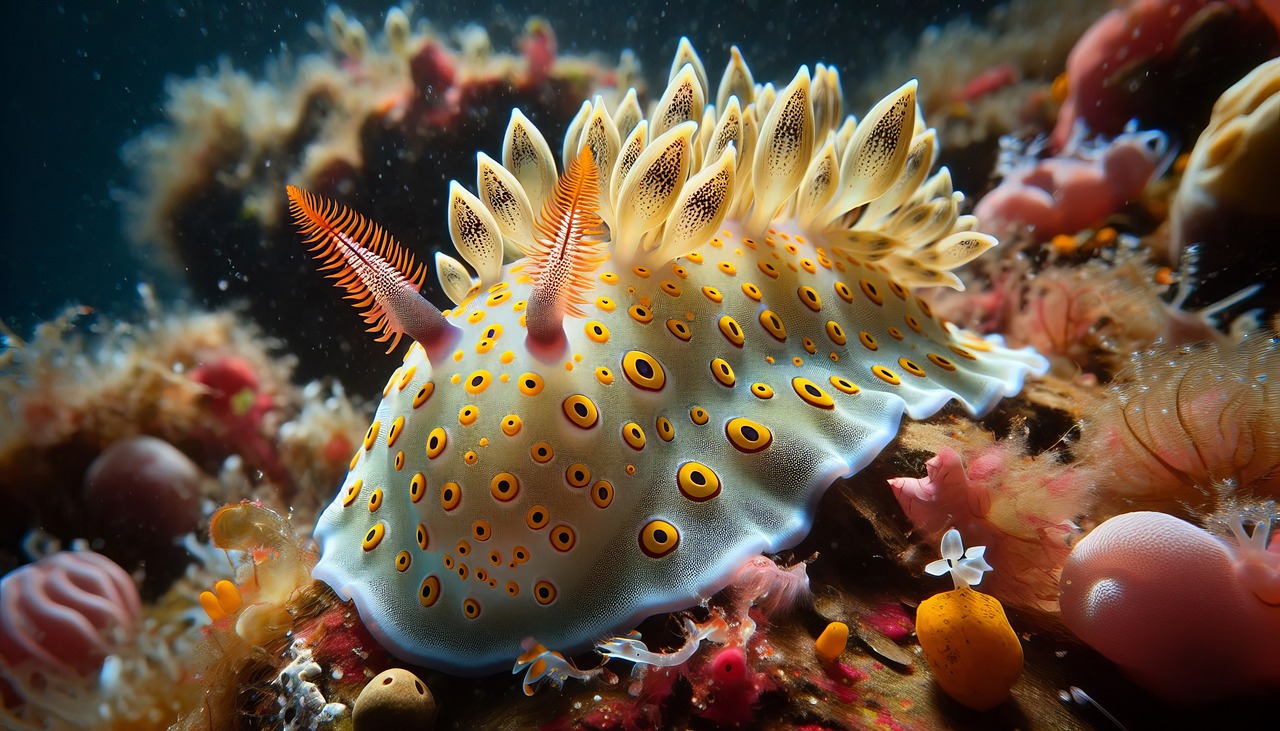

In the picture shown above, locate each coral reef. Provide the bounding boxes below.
[1059,509,1280,703]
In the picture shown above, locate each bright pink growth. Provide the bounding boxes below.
[1051,0,1212,149]
[1059,511,1280,703]
[519,19,558,87]
[863,601,914,643]
[889,444,1091,611]
[190,354,285,483]
[956,62,1018,102]
[701,646,769,726]
[974,130,1167,242]
[0,551,141,684]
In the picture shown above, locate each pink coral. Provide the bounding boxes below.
[1059,510,1280,703]
[974,129,1167,242]
[0,551,141,685]
[888,435,1094,611]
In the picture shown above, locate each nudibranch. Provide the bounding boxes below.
[287,40,1047,675]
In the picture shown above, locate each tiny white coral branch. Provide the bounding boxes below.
[925,528,993,590]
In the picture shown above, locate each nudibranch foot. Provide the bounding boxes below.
[293,38,1047,678]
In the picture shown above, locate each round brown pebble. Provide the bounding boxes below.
[353,668,438,729]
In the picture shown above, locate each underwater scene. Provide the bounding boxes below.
[3,0,1279,728]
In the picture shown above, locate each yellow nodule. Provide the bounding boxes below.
[917,586,1023,711]
[814,621,849,663]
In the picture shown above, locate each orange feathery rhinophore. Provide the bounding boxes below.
[286,185,456,354]
[522,148,607,351]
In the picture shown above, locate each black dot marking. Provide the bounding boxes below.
[741,425,759,441]
[636,359,654,378]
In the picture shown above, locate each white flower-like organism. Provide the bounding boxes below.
[925,528,993,590]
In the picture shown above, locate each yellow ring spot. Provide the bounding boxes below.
[710,358,736,387]
[917,297,934,317]
[872,365,901,385]
[591,480,614,508]
[368,488,384,513]
[825,321,847,347]
[397,366,417,391]
[549,524,577,552]
[628,305,653,324]
[459,405,479,426]
[834,281,854,303]
[395,550,412,573]
[759,310,787,341]
[802,337,817,354]
[472,520,492,541]
[342,479,363,508]
[512,546,530,563]
[415,523,430,550]
[409,473,426,504]
[363,420,380,451]
[387,416,406,447]
[677,461,721,501]
[621,351,666,390]
[534,580,558,605]
[464,370,492,395]
[859,279,884,305]
[463,450,478,465]
[887,326,904,341]
[440,482,462,511]
[672,264,688,279]
[797,286,822,312]
[505,582,520,596]
[562,394,600,428]
[656,417,675,442]
[486,290,511,306]
[665,319,693,341]
[792,377,835,409]
[462,598,482,619]
[622,422,647,450]
[742,282,763,301]
[566,463,591,488]
[585,321,610,343]
[725,417,772,453]
[393,450,405,471]
[829,376,860,394]
[949,345,978,360]
[686,251,705,263]
[757,261,780,279]
[858,331,879,351]
[490,472,519,502]
[701,286,723,303]
[500,414,523,436]
[718,261,737,275]
[899,357,927,377]
[639,519,680,557]
[631,265,651,278]
[482,323,503,340]
[888,279,909,300]
[426,427,447,459]
[905,314,923,334]
[525,505,549,530]
[660,280,682,297]
[488,550,501,566]
[690,406,710,425]
[927,353,957,371]
[467,310,486,324]
[530,441,554,463]
[751,382,775,399]
[418,575,441,607]
[718,316,745,346]
[517,372,545,396]
[362,523,386,551]
[800,258,816,273]
[595,366,615,385]
[595,296,616,312]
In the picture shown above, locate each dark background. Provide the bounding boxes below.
[2,0,996,335]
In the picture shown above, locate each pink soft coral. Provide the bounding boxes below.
[888,429,1094,611]
[1059,510,1280,703]
[0,551,141,687]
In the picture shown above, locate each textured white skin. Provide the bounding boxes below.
[312,214,1046,675]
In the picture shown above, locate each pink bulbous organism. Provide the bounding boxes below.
[84,436,203,548]
[974,129,1168,243]
[1059,511,1280,703]
[0,551,142,686]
